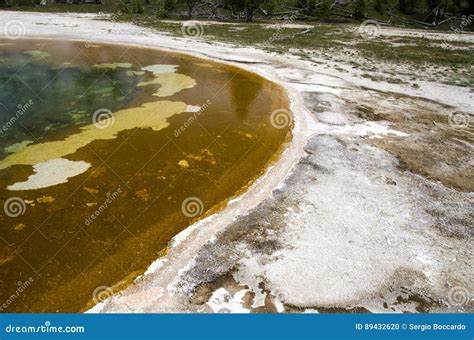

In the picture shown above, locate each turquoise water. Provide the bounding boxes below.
[0,51,142,158]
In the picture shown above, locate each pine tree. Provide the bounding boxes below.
[354,0,366,19]
[374,0,386,13]
[225,0,267,21]
[179,0,200,19]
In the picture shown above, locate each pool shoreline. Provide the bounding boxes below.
[2,12,472,314]
[0,36,298,312]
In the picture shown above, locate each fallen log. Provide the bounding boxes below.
[271,27,314,41]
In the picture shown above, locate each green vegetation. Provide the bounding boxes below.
[1,0,472,86]
[113,15,473,65]
[2,0,473,29]
[109,15,472,87]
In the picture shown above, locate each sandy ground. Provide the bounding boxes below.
[0,11,472,313]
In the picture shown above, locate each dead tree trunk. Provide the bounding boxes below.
[468,0,474,15]
[246,7,254,21]
[186,0,195,19]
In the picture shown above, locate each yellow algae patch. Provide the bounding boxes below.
[142,64,178,74]
[0,101,188,171]
[4,140,33,154]
[36,195,56,203]
[194,62,215,68]
[178,160,189,168]
[138,73,196,97]
[51,62,77,71]
[14,223,26,231]
[186,154,203,162]
[7,158,91,191]
[187,149,216,165]
[185,105,201,113]
[126,70,145,77]
[94,63,132,70]
[135,188,150,202]
[0,255,14,266]
[24,51,51,59]
[83,187,99,194]
[137,64,196,97]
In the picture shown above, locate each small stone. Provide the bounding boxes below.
[90,166,107,178]
[36,195,55,203]
[0,255,14,266]
[135,189,150,202]
[83,187,99,194]
[178,160,189,168]
[14,223,26,231]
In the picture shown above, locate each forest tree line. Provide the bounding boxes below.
[152,0,473,27]
[1,0,473,28]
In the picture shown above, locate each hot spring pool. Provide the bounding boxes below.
[0,39,291,312]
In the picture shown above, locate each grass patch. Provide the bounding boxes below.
[119,14,473,68]
[122,16,351,54]
[356,40,474,66]
[3,4,472,71]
